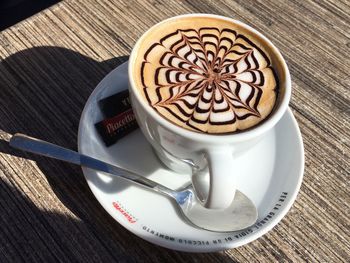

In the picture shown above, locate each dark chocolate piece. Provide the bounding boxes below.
[95,89,139,146]
[98,89,131,118]
[95,109,138,146]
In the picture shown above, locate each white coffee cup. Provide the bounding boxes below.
[128,14,291,209]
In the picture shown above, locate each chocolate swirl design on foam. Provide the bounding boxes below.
[141,27,277,133]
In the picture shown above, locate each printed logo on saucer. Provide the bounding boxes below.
[140,191,289,247]
[112,201,138,223]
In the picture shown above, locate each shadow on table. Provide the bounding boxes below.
[0,47,238,261]
[0,180,238,262]
[0,46,135,209]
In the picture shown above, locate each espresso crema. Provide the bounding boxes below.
[133,17,278,133]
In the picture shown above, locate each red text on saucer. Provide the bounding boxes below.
[112,201,137,223]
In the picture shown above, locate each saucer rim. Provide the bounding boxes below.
[77,62,304,252]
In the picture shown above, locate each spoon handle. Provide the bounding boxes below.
[9,133,175,196]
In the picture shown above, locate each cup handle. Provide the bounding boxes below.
[205,149,236,209]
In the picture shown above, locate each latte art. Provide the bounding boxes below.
[137,22,278,133]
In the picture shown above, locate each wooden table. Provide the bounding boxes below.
[0,0,349,262]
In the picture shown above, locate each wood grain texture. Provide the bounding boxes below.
[0,0,349,262]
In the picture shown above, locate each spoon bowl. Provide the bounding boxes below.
[174,184,258,232]
[10,133,258,232]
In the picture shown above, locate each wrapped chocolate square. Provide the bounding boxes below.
[95,90,138,146]
[98,90,131,118]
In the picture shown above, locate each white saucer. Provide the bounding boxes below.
[78,62,304,252]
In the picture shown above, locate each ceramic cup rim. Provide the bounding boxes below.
[128,13,291,144]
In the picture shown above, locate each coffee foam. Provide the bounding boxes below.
[133,17,278,133]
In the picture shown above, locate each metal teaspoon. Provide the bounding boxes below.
[9,133,258,232]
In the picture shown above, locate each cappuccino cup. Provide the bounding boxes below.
[128,14,291,209]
